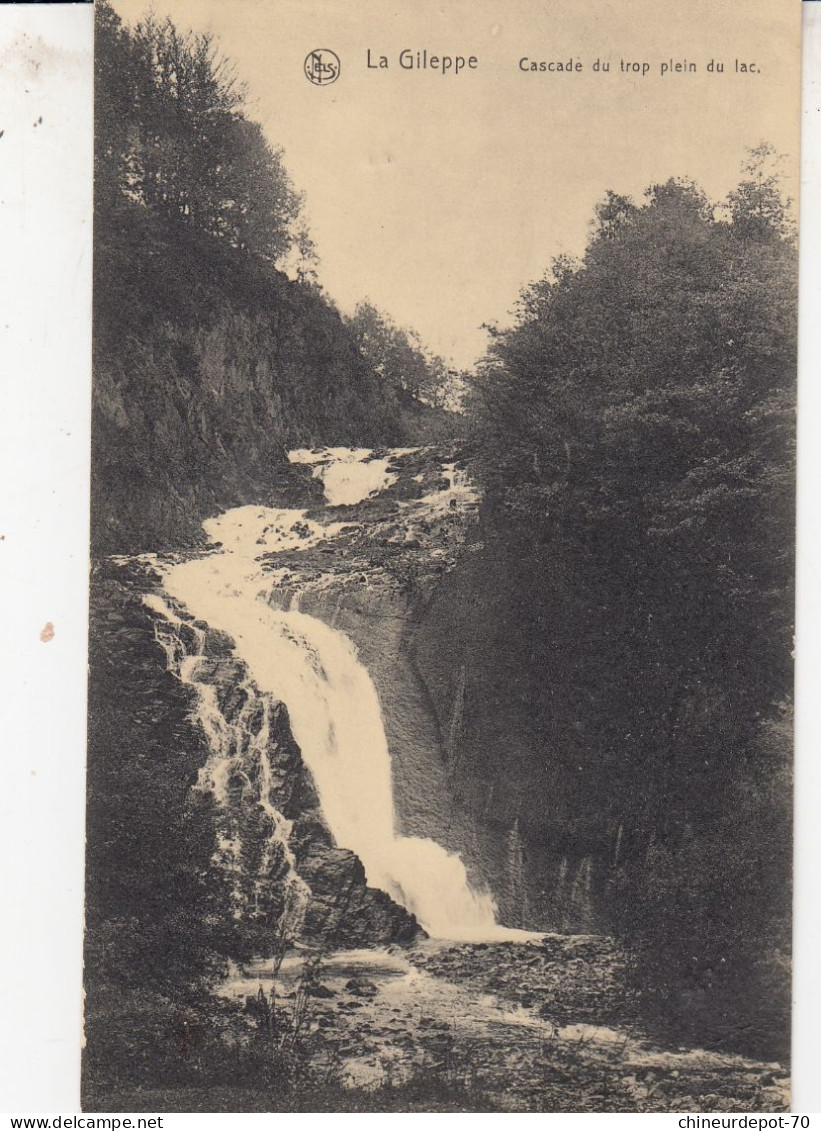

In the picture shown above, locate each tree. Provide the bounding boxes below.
[727,142,795,242]
[95,0,302,265]
[463,153,796,1053]
[470,169,795,806]
[346,301,457,408]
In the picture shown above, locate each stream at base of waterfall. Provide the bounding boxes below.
[214,938,788,1111]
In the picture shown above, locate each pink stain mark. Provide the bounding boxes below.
[40,621,55,643]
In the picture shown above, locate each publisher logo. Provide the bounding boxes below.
[304,49,341,86]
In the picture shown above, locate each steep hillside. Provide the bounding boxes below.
[92,205,441,554]
[92,1,458,555]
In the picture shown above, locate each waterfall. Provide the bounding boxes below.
[142,591,311,934]
[288,447,400,506]
[155,468,523,941]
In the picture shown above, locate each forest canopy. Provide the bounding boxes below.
[345,301,467,410]
[95,0,304,264]
[461,149,795,1053]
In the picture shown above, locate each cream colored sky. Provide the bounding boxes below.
[111,0,801,367]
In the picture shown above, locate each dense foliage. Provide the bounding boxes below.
[345,301,467,410]
[95,1,303,264]
[462,152,795,1055]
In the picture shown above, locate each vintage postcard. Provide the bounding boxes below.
[83,0,801,1112]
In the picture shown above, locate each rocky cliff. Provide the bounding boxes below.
[86,563,421,995]
[92,205,457,557]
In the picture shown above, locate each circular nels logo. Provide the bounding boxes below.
[304,49,341,86]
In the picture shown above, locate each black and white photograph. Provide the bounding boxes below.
[70,0,804,1112]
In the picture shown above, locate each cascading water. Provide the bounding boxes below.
[142,591,311,933]
[289,447,403,506]
[153,450,522,941]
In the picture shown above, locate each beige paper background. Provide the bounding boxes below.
[113,0,801,366]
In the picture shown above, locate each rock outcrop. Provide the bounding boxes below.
[87,566,422,969]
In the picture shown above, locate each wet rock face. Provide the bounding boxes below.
[256,445,510,919]
[178,618,424,948]
[90,569,423,958]
[296,843,421,947]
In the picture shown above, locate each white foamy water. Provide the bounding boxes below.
[289,447,408,506]
[411,461,479,514]
[155,451,520,940]
[140,588,310,931]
